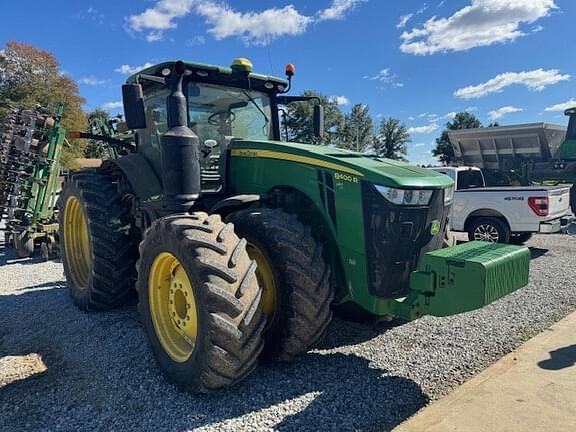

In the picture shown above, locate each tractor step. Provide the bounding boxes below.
[395,241,530,320]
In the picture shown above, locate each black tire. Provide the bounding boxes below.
[14,231,34,258]
[228,208,333,361]
[571,186,576,215]
[4,231,13,248]
[58,171,136,310]
[467,217,511,244]
[136,213,265,392]
[510,233,533,245]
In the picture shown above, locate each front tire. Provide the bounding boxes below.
[467,217,511,244]
[228,209,333,361]
[136,213,265,392]
[58,172,136,310]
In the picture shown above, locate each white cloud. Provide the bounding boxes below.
[488,106,523,120]
[443,111,457,120]
[127,0,196,39]
[127,0,362,44]
[455,69,570,99]
[364,68,404,88]
[544,98,576,112]
[400,0,557,55]
[331,95,350,106]
[102,101,123,110]
[186,35,206,46]
[397,13,414,28]
[408,123,439,134]
[317,0,363,21]
[114,62,155,75]
[78,76,107,86]
[413,142,427,148]
[196,3,311,45]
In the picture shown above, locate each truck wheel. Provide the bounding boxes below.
[14,231,34,258]
[510,233,533,245]
[136,213,265,392]
[228,209,333,361]
[59,172,136,310]
[571,187,576,215]
[468,217,511,243]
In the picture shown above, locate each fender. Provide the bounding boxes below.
[108,154,162,200]
[210,194,261,216]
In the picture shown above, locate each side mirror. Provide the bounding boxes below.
[122,84,146,129]
[313,104,324,139]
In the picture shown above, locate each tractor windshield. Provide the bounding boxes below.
[187,83,272,142]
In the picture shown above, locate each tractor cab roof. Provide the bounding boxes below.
[126,59,289,95]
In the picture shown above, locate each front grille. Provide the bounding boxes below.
[362,182,448,298]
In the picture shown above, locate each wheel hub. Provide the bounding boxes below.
[474,224,499,243]
[63,196,91,288]
[149,252,198,363]
[168,267,197,341]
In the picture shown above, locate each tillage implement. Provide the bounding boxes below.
[0,104,66,258]
[60,58,531,392]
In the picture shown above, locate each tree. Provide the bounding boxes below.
[432,112,482,165]
[283,90,344,145]
[373,117,410,160]
[339,104,373,151]
[0,41,87,168]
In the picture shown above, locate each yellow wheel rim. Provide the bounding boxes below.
[246,243,277,329]
[149,252,198,363]
[63,196,91,288]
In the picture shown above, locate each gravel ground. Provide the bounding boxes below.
[1,233,575,432]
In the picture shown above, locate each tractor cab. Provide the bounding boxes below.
[123,58,322,196]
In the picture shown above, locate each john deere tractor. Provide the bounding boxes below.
[60,58,530,392]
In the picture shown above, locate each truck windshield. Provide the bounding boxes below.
[457,170,485,190]
[187,83,272,141]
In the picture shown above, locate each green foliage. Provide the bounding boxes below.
[84,109,110,158]
[0,41,87,168]
[339,104,373,151]
[373,117,410,160]
[433,112,482,165]
[283,90,344,145]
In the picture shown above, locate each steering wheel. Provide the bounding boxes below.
[208,111,236,126]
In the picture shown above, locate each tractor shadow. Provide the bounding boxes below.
[538,344,576,371]
[0,284,428,432]
[529,247,549,260]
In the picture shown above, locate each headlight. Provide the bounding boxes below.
[444,185,454,205]
[375,185,433,206]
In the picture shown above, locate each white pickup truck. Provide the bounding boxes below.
[431,166,572,244]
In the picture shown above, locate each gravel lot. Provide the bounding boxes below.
[1,233,575,432]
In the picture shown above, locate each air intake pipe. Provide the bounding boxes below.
[161,61,200,212]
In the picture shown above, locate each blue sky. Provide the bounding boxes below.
[1,0,574,164]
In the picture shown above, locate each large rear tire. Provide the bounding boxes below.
[58,172,136,310]
[136,213,265,392]
[228,208,333,361]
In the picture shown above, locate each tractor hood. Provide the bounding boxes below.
[231,140,453,189]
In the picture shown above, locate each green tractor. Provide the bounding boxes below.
[60,58,530,392]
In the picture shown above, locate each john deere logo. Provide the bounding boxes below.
[430,220,441,236]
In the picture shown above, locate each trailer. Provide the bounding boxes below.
[448,109,576,213]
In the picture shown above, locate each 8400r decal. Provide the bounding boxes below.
[334,172,360,184]
[504,196,525,201]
